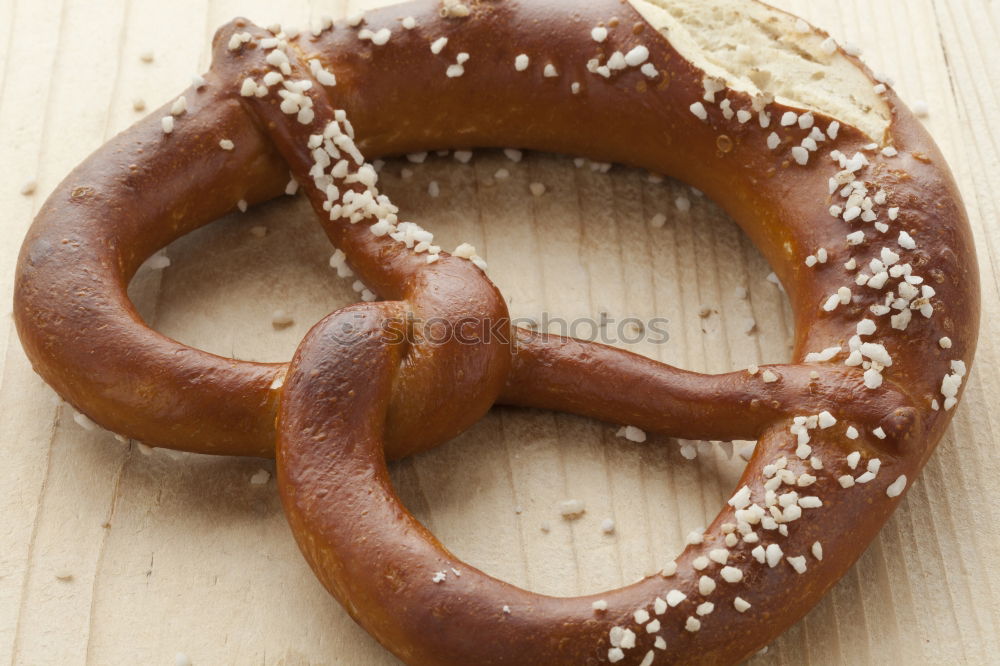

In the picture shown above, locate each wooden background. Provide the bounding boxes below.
[2,0,998,664]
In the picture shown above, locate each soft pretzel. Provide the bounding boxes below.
[14,0,979,664]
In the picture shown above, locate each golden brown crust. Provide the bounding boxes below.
[13,0,979,664]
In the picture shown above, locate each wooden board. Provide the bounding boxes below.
[2,0,998,663]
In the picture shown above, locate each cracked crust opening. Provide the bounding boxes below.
[629,0,891,142]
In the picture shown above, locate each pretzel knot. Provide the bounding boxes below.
[13,1,979,664]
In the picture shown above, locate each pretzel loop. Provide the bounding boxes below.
[276,302,906,666]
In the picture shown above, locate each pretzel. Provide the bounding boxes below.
[13,0,979,663]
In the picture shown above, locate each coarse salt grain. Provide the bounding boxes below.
[666,589,686,606]
[250,469,270,485]
[617,425,647,443]
[886,475,908,497]
[559,499,586,518]
[147,255,171,270]
[272,310,293,327]
[624,46,649,67]
[720,566,743,583]
[430,37,448,54]
[170,96,187,116]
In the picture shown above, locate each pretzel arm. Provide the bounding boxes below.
[236,28,513,459]
[501,328,920,446]
[278,306,918,666]
[13,82,290,457]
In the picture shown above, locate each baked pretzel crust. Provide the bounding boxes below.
[13,0,979,663]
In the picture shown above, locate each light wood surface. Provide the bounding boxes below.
[2,1,998,664]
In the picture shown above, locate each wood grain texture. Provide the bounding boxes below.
[1,0,998,663]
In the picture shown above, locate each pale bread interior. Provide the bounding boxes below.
[628,0,891,141]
